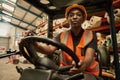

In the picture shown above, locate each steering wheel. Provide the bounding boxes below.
[19,36,79,70]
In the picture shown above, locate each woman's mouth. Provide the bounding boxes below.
[72,21,78,24]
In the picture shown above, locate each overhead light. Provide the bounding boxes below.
[2,10,13,16]
[48,6,56,10]
[40,0,50,4]
[2,16,11,22]
[2,3,14,12]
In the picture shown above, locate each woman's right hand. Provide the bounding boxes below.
[22,30,33,37]
[17,30,32,44]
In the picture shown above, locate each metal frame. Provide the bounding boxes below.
[106,0,120,79]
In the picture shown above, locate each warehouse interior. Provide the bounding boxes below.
[0,0,120,80]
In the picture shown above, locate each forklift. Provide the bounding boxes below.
[0,0,119,80]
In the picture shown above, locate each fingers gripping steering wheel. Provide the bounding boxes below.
[19,36,79,70]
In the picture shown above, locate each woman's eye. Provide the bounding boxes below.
[69,13,82,17]
[77,13,82,16]
[69,14,73,17]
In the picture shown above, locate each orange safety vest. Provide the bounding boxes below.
[59,30,99,76]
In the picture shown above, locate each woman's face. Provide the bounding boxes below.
[68,8,84,28]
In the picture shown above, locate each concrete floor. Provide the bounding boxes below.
[0,58,34,80]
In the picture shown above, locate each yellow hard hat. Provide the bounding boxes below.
[65,4,87,20]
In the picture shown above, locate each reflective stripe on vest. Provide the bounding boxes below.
[60,30,99,76]
[60,31,72,65]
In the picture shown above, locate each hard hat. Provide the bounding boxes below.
[65,4,87,20]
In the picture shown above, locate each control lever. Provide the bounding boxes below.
[16,66,23,75]
[65,72,84,80]
[58,65,73,72]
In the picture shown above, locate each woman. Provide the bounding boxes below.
[19,4,102,80]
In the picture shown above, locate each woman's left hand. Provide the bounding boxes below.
[68,61,83,75]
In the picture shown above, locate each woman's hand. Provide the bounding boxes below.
[17,30,32,44]
[68,60,84,75]
[22,30,35,37]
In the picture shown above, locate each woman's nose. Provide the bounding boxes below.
[73,14,78,19]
